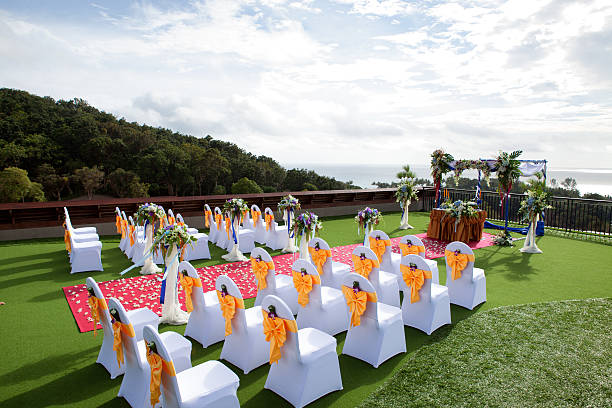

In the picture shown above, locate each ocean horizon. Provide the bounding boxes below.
[287,163,612,197]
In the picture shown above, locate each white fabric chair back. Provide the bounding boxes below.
[445,241,475,278]
[261,295,300,360]
[179,261,206,309]
[250,204,262,227]
[400,254,433,302]
[142,325,181,402]
[215,275,247,328]
[292,259,321,305]
[351,245,382,283]
[115,207,121,217]
[86,277,112,332]
[401,235,426,258]
[251,247,277,290]
[369,229,392,263]
[341,272,378,321]
[107,298,143,369]
[264,207,277,230]
[121,211,127,221]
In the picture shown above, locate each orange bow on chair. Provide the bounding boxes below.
[265,213,274,232]
[261,311,298,364]
[225,217,231,239]
[352,255,379,279]
[87,295,108,337]
[63,222,71,252]
[251,258,274,290]
[179,275,202,313]
[400,243,426,256]
[204,210,212,228]
[341,286,377,327]
[445,250,475,280]
[120,219,128,239]
[251,210,261,225]
[115,215,122,234]
[368,237,391,263]
[215,213,222,227]
[308,247,331,276]
[146,343,176,407]
[400,265,432,303]
[112,321,135,368]
[292,270,321,307]
[128,225,135,246]
[216,291,245,336]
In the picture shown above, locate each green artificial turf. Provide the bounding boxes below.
[360,298,612,408]
[0,211,611,407]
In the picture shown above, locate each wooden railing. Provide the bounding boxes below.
[0,188,400,230]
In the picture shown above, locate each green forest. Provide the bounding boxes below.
[0,88,360,202]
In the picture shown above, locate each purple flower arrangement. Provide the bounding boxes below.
[291,211,322,238]
[354,207,383,234]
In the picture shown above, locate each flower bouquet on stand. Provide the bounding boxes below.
[439,200,478,231]
[517,186,552,254]
[292,211,323,259]
[278,195,301,253]
[221,198,249,262]
[152,224,197,325]
[430,149,454,206]
[395,180,418,229]
[134,203,166,275]
[355,207,383,247]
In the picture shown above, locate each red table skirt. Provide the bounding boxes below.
[426,209,487,243]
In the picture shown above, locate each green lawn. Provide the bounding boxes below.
[0,211,610,407]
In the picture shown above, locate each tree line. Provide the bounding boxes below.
[0,88,359,202]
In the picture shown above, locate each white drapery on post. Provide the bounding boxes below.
[281,209,298,253]
[364,223,373,247]
[298,231,311,260]
[160,244,189,324]
[140,223,161,275]
[520,214,543,254]
[399,200,413,230]
[222,216,248,262]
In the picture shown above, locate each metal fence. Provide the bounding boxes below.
[422,187,612,238]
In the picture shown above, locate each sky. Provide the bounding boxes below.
[1,0,611,169]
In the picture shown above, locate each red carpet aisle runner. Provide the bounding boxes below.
[64,233,495,332]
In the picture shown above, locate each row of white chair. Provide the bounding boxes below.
[64,207,103,274]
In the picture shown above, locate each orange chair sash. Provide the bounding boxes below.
[179,275,202,313]
[292,271,321,307]
[251,210,261,225]
[225,217,231,239]
[265,213,274,231]
[308,247,331,276]
[400,243,425,256]
[445,250,475,280]
[120,219,128,239]
[115,215,122,234]
[369,237,391,262]
[214,213,222,228]
[216,291,245,336]
[87,295,108,337]
[341,285,377,327]
[261,311,298,364]
[146,344,176,408]
[251,258,274,290]
[352,255,379,279]
[400,265,432,303]
[204,210,212,228]
[112,321,135,368]
[128,225,135,246]
[63,223,71,253]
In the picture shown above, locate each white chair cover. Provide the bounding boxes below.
[204,204,219,244]
[109,298,192,407]
[216,275,269,374]
[143,325,240,408]
[444,241,486,310]
[251,247,299,315]
[215,207,230,249]
[69,233,102,274]
[399,255,451,335]
[351,245,400,308]
[293,259,349,336]
[261,295,343,408]
[264,207,289,250]
[251,204,267,244]
[308,237,350,289]
[180,261,225,348]
[398,235,439,284]
[340,273,405,367]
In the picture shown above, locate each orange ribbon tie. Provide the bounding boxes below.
[352,255,379,279]
[112,321,135,368]
[216,291,245,336]
[146,344,176,408]
[368,237,391,263]
[292,271,321,307]
[251,210,261,225]
[261,311,298,364]
[400,265,432,303]
[251,258,274,290]
[204,210,212,228]
[87,295,108,337]
[115,215,122,234]
[308,247,331,276]
[400,243,426,257]
[179,275,202,313]
[341,285,377,327]
[445,250,475,280]
[265,213,274,232]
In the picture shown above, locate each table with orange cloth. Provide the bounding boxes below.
[426,209,487,243]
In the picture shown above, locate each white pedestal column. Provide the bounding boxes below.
[282,210,299,253]
[222,217,248,262]
[298,232,311,260]
[140,223,161,275]
[160,245,189,325]
[399,200,414,230]
[520,214,542,254]
[364,224,373,247]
